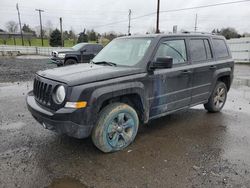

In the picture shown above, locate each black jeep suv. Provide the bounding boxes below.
[27,34,234,153]
[51,43,103,66]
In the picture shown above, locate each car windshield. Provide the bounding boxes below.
[72,43,87,51]
[92,38,152,66]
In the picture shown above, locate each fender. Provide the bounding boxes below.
[210,67,232,95]
[88,82,149,123]
[65,55,78,63]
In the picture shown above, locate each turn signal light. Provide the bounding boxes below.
[65,101,87,109]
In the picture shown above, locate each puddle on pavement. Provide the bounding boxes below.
[47,177,88,188]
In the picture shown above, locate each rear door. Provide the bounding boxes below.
[188,37,215,105]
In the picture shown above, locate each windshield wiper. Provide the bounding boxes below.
[91,61,117,67]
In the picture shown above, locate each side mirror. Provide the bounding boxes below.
[150,57,173,69]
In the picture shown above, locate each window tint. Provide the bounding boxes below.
[84,45,92,52]
[154,40,187,64]
[94,45,103,53]
[213,39,229,58]
[190,39,207,62]
[204,40,212,59]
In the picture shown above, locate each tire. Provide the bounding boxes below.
[204,81,227,112]
[91,103,139,153]
[64,58,77,66]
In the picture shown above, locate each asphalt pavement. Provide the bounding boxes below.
[0,57,250,188]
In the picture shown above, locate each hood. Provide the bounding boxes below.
[52,48,73,54]
[37,63,143,86]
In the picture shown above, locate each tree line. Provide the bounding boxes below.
[1,20,250,47]
[0,20,121,46]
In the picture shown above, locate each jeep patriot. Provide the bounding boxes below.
[26,34,234,152]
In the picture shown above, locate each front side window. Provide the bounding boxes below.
[154,40,187,64]
[72,43,87,51]
[213,39,229,58]
[93,38,152,66]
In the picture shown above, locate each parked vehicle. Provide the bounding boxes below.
[27,33,234,152]
[51,43,103,66]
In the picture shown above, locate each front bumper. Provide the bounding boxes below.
[26,91,92,139]
[50,57,64,65]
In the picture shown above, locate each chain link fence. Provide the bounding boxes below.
[1,38,250,63]
[0,45,70,56]
[227,37,250,63]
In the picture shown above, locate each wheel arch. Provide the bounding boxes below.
[212,67,232,92]
[64,56,78,63]
[89,82,149,124]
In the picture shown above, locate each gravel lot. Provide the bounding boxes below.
[0,56,55,83]
[0,56,250,188]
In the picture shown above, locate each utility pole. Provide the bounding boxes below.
[16,3,24,46]
[194,13,198,32]
[128,9,132,36]
[60,17,64,46]
[156,0,160,33]
[35,9,44,46]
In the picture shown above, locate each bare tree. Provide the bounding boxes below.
[45,20,54,38]
[5,21,18,33]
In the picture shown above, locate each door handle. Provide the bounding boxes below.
[210,65,217,69]
[181,70,192,74]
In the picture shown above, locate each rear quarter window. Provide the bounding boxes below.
[212,39,229,59]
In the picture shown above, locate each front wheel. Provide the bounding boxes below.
[91,103,139,153]
[204,81,227,112]
[64,58,77,66]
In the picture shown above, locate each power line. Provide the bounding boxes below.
[92,0,250,29]
[160,0,250,13]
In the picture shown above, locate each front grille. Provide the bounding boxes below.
[33,77,53,106]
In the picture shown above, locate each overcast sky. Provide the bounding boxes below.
[0,0,250,34]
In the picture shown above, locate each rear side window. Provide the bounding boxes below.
[190,39,207,62]
[213,39,229,58]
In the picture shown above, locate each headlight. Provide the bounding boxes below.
[54,85,66,104]
[58,53,66,59]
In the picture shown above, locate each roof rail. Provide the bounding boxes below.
[181,31,215,35]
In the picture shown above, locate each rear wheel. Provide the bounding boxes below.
[64,58,77,66]
[204,81,227,112]
[91,103,139,153]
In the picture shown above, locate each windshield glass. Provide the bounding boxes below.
[92,38,152,66]
[72,43,87,51]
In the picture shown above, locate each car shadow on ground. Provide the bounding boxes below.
[37,107,226,156]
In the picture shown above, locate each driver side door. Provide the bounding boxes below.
[149,38,193,119]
